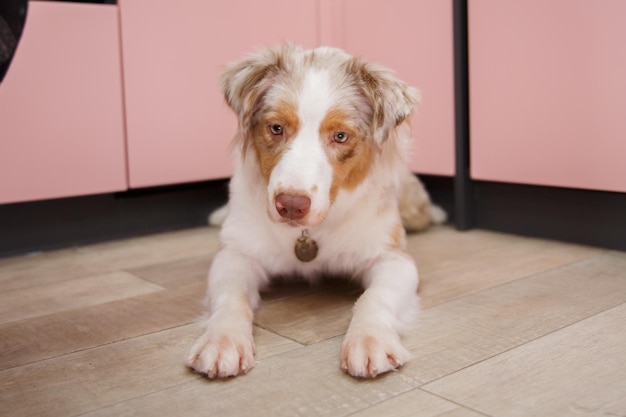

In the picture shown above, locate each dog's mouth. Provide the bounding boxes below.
[271,212,325,228]
[281,218,306,228]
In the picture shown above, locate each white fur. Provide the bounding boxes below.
[266,70,334,227]
[207,204,229,227]
[187,45,438,379]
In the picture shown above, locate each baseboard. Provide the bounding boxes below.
[0,180,229,259]
[473,181,626,251]
[0,175,453,259]
[2,176,622,259]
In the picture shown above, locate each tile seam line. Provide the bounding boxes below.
[418,300,626,392]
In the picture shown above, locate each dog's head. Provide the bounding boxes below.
[222,44,420,228]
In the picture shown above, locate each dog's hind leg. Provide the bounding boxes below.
[341,251,419,378]
[186,249,266,378]
[398,171,447,232]
[208,203,229,227]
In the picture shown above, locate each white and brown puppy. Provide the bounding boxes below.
[187,44,444,379]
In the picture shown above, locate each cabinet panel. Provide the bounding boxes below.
[469,0,626,192]
[331,0,455,176]
[119,0,318,188]
[0,2,126,204]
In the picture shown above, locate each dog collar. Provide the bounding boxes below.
[295,229,318,262]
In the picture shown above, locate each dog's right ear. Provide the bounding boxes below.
[220,46,287,133]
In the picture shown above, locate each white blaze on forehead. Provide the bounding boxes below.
[298,69,335,124]
[267,68,336,222]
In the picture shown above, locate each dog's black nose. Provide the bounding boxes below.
[275,193,311,220]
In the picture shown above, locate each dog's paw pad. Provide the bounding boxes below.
[186,333,256,379]
[340,332,411,378]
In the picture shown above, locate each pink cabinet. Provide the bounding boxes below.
[322,0,456,176]
[118,0,318,188]
[1,1,455,205]
[469,0,626,193]
[0,2,126,204]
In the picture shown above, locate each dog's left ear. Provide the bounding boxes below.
[350,59,421,145]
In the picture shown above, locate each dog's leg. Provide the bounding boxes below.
[208,203,229,227]
[341,252,419,378]
[186,249,265,378]
[399,171,447,232]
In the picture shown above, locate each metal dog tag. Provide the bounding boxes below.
[295,229,318,262]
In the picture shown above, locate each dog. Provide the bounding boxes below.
[186,44,445,379]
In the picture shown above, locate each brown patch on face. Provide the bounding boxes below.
[320,109,374,201]
[251,101,300,182]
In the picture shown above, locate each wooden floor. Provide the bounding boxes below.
[1,225,625,417]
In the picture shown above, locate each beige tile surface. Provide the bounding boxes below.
[0,281,204,370]
[0,271,164,324]
[0,226,624,417]
[348,389,485,417]
[81,337,416,417]
[409,227,602,308]
[255,279,362,344]
[423,303,626,417]
[0,323,302,417]
[128,255,213,288]
[399,251,626,385]
[0,227,219,292]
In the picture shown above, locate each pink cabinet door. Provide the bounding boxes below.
[119,0,318,188]
[321,0,456,176]
[469,0,626,192]
[0,2,126,204]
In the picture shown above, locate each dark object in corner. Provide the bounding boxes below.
[0,0,27,83]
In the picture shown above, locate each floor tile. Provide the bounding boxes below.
[347,388,484,417]
[0,271,163,324]
[80,337,415,417]
[397,251,626,385]
[1,226,623,417]
[0,227,219,292]
[423,303,626,417]
[408,227,602,308]
[255,279,362,344]
[0,323,301,417]
[0,281,204,369]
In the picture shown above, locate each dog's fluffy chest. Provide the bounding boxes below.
[221,168,400,279]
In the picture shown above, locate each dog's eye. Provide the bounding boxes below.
[268,124,283,136]
[333,132,349,143]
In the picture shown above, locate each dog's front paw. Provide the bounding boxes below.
[186,329,256,379]
[340,329,412,378]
